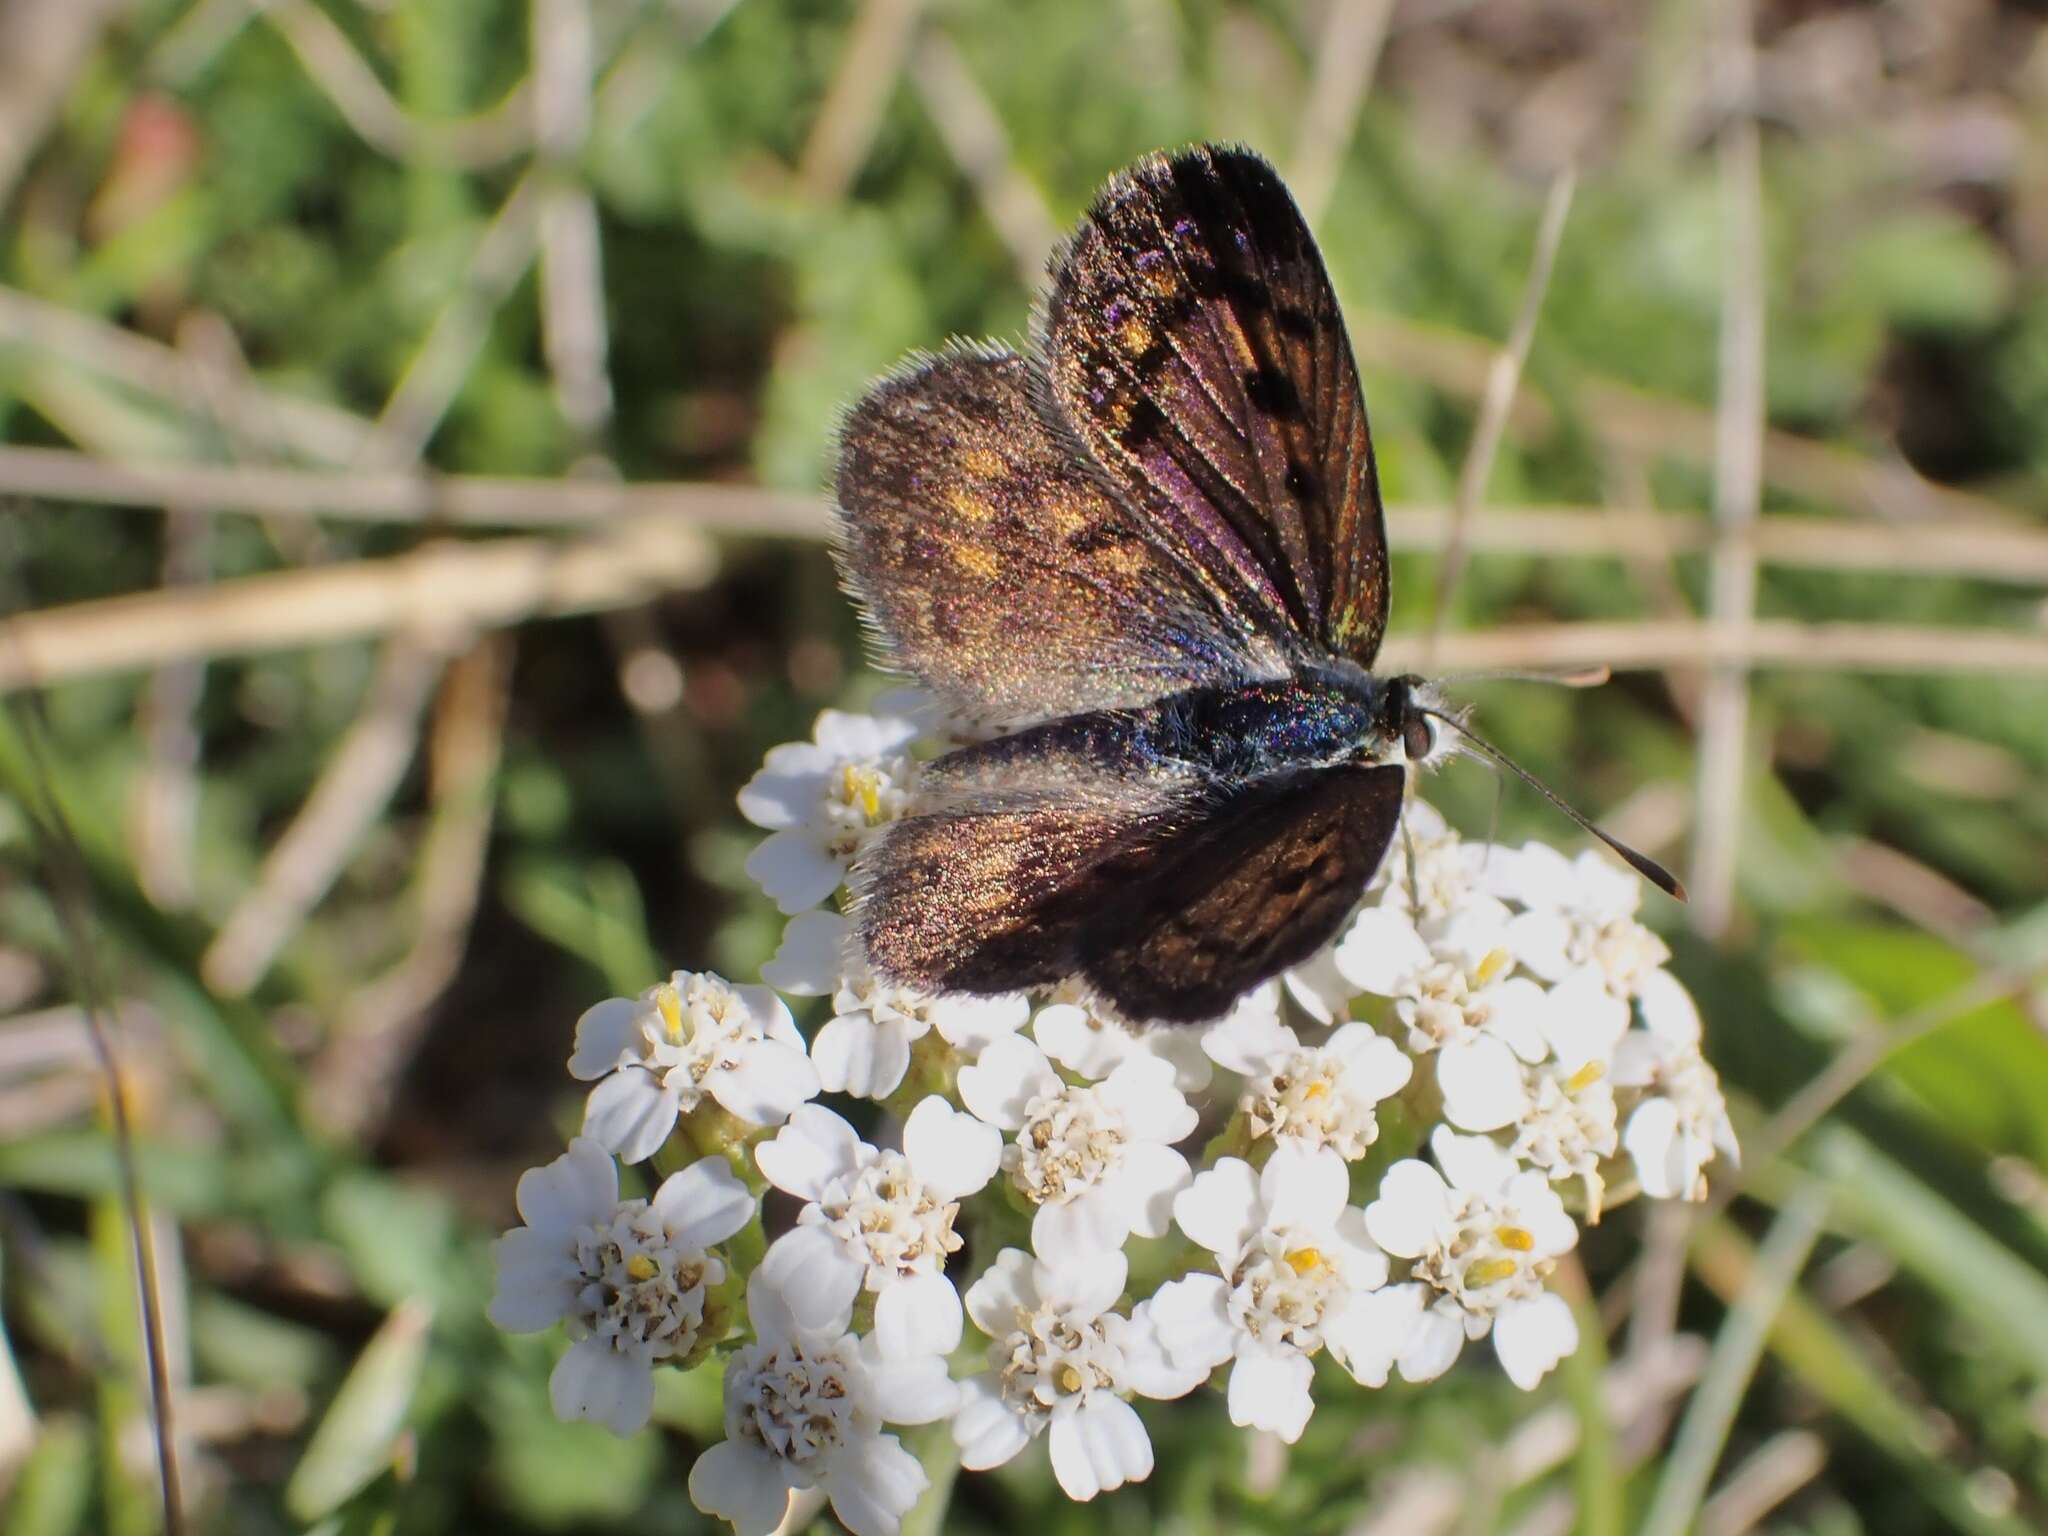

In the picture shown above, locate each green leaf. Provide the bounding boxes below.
[286,1299,434,1523]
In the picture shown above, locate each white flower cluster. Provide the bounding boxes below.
[490,705,1738,1534]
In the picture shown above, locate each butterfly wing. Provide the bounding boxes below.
[834,347,1288,723]
[1079,763,1406,1021]
[858,703,1405,1021]
[1043,144,1392,667]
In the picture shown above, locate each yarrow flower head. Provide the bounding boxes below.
[1202,1002,1412,1160]
[571,970,819,1162]
[489,1138,754,1434]
[1366,1127,1581,1389]
[764,911,1028,1098]
[738,708,921,914]
[689,1269,958,1536]
[755,1097,1000,1353]
[1488,842,1672,999]
[1615,968,1739,1200]
[958,1034,1196,1253]
[1146,1144,1422,1441]
[953,1246,1200,1502]
[1030,980,1215,1093]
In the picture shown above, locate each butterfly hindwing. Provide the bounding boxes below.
[1044,144,1392,667]
[834,347,1285,723]
[1079,763,1406,1021]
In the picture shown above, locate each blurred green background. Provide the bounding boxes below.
[2,0,2047,1533]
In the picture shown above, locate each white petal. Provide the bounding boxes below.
[651,1156,756,1249]
[689,1438,798,1536]
[1328,1207,1390,1290]
[1325,1282,1427,1387]
[963,1249,1037,1337]
[1200,1008,1297,1076]
[1397,1302,1468,1383]
[1364,1160,1450,1258]
[1431,1126,1518,1198]
[1541,969,1630,1069]
[708,1038,820,1126]
[1484,977,1553,1063]
[1328,1025,1414,1100]
[1624,1097,1687,1199]
[1142,1026,1215,1094]
[860,1331,961,1423]
[487,1228,577,1332]
[1110,1142,1191,1239]
[1335,906,1433,994]
[824,1434,928,1536]
[956,1033,1058,1129]
[755,1104,863,1201]
[757,1226,863,1333]
[759,910,849,995]
[1637,966,1702,1044]
[735,742,830,828]
[1283,945,1356,1024]
[745,829,845,914]
[737,983,805,1049]
[550,1336,653,1436]
[1173,1158,1260,1259]
[1438,1036,1528,1133]
[902,1096,1002,1200]
[1032,1192,1132,1259]
[810,1013,911,1100]
[813,707,920,758]
[873,1272,964,1360]
[928,991,1031,1052]
[515,1136,619,1231]
[1227,1345,1315,1443]
[1036,1249,1126,1321]
[1260,1143,1350,1234]
[1133,1274,1235,1376]
[1096,1056,1196,1143]
[1493,1293,1579,1389]
[567,997,643,1080]
[1032,1002,1123,1078]
[1504,909,1573,982]
[952,1376,1034,1470]
[580,1068,680,1165]
[1049,1396,1152,1502]
[1505,1173,1579,1256]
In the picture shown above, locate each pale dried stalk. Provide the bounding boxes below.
[263,0,536,170]
[1691,0,1766,938]
[1288,0,1396,225]
[17,444,2048,585]
[798,0,926,202]
[313,636,510,1138]
[1698,1430,1828,1536]
[0,513,717,691]
[1426,168,1577,659]
[911,31,1061,290]
[201,640,449,997]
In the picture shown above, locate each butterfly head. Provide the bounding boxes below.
[1380,674,1459,771]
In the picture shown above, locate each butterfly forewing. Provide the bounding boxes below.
[834,347,1285,723]
[1044,144,1392,667]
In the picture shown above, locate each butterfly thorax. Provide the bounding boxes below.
[1150,666,1423,786]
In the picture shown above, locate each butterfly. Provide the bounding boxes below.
[831,143,1678,1024]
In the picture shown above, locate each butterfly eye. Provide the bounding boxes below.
[1404,717,1434,763]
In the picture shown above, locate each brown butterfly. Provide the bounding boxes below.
[832,144,1678,1023]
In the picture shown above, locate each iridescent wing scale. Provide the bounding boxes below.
[1043,143,1391,665]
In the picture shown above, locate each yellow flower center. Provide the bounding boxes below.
[1465,1257,1520,1287]
[1494,1225,1536,1252]
[625,1253,660,1282]
[1474,947,1512,986]
[841,762,884,821]
[1056,1364,1084,1394]
[1565,1060,1606,1094]
[1284,1246,1326,1276]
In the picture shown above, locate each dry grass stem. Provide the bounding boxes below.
[314,636,511,1138]
[0,0,128,200]
[798,0,926,202]
[264,0,537,170]
[17,446,2047,588]
[1427,168,1577,658]
[1698,1429,1829,1536]
[1639,1183,1829,1536]
[912,31,1062,289]
[130,505,210,910]
[1288,0,1396,225]
[0,288,374,465]
[201,640,449,998]
[1691,0,1766,938]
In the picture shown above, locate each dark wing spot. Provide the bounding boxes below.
[1243,366,1305,421]
[1285,460,1320,502]
[1273,303,1317,339]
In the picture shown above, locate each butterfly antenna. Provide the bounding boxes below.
[1433,664,1612,689]
[1420,708,1687,901]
